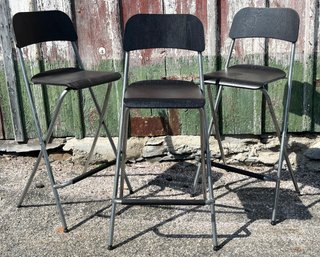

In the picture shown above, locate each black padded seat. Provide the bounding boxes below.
[124,80,205,108]
[204,64,286,89]
[31,67,121,89]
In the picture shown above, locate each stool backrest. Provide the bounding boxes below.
[123,14,205,52]
[229,7,299,43]
[13,10,77,48]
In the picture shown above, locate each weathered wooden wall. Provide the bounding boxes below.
[0,0,319,141]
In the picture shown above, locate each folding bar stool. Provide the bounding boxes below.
[107,14,219,250]
[194,7,300,225]
[12,10,132,232]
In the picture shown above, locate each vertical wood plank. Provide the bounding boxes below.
[0,43,12,139]
[163,0,208,135]
[310,0,320,131]
[1,0,319,138]
[10,0,83,138]
[218,0,265,135]
[121,0,165,130]
[267,0,314,133]
[35,0,80,138]
[74,0,124,136]
[9,0,47,139]
[206,0,218,71]
[0,0,25,141]
[0,103,4,139]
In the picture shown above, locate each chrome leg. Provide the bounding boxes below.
[108,107,128,249]
[89,87,117,154]
[262,89,299,193]
[207,86,225,163]
[87,87,133,192]
[193,85,224,195]
[200,109,207,200]
[200,108,218,250]
[120,109,130,198]
[18,89,69,207]
[23,86,67,230]
[17,154,42,207]
[83,85,112,173]
[262,89,299,224]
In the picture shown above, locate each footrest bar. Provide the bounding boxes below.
[211,162,275,181]
[54,160,116,189]
[115,199,207,206]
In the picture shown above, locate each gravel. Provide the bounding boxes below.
[1,152,320,256]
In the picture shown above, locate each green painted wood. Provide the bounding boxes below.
[222,88,262,135]
[79,60,122,137]
[70,90,84,139]
[10,53,318,138]
[15,60,38,139]
[291,60,313,132]
[1,0,319,139]
[42,60,80,138]
[165,55,203,135]
[0,0,25,141]
[0,63,14,139]
[219,53,263,135]
[311,54,320,132]
[106,59,125,136]
[263,60,312,134]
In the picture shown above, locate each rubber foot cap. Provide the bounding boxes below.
[190,193,196,197]
[213,245,221,251]
[64,228,69,233]
[271,221,276,226]
[107,245,114,250]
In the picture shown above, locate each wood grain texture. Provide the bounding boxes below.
[0,0,318,139]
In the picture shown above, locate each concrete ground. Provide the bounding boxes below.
[1,140,320,256]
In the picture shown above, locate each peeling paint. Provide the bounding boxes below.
[0,0,319,139]
[130,116,167,136]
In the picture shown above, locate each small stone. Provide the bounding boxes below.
[145,137,165,146]
[62,153,72,161]
[257,151,279,165]
[304,145,320,160]
[136,157,144,162]
[148,185,162,192]
[35,182,45,189]
[142,145,167,158]
[50,153,65,161]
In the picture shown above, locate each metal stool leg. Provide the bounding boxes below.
[19,57,68,230]
[200,108,219,250]
[192,85,224,195]
[17,89,69,207]
[83,86,112,172]
[263,66,299,224]
[207,86,225,163]
[84,87,133,192]
[108,107,129,250]
[262,89,299,193]
[271,129,286,225]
